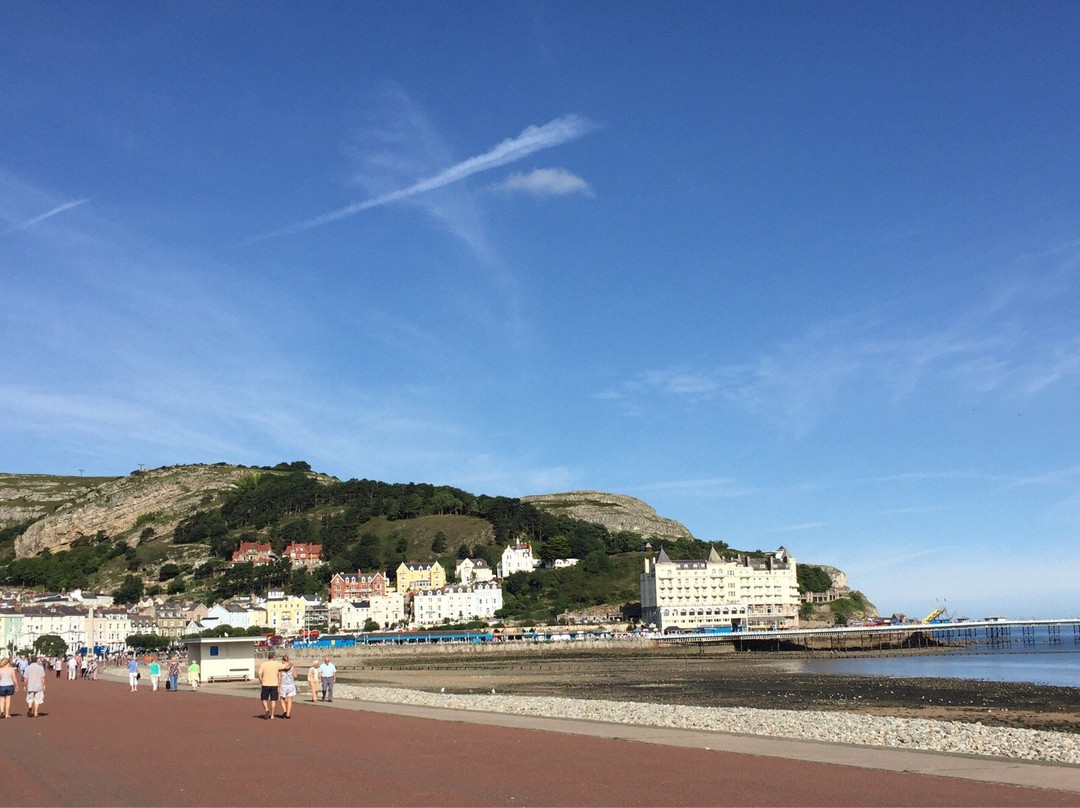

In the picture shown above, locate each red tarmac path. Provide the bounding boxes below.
[0,674,1078,807]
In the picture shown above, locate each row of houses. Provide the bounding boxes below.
[232,540,569,586]
[231,541,324,568]
[2,543,803,650]
[0,592,201,654]
[0,572,509,652]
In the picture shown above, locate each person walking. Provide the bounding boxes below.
[167,656,180,692]
[148,657,161,691]
[53,657,62,679]
[0,657,19,718]
[127,657,140,692]
[187,658,200,691]
[318,656,336,703]
[306,660,319,703]
[278,655,296,719]
[257,651,286,720]
[24,657,45,718]
[67,655,77,680]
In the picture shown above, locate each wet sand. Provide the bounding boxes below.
[332,644,1080,734]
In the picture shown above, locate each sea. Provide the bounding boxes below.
[780,641,1080,688]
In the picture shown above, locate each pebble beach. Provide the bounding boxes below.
[337,683,1080,765]
[324,642,1080,765]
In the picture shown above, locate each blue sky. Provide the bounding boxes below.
[2,3,1078,619]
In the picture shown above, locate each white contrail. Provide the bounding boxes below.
[251,114,593,242]
[10,197,91,231]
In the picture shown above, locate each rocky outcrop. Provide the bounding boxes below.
[522,491,695,542]
[0,474,112,528]
[818,564,849,591]
[12,465,264,558]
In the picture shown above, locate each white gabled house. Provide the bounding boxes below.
[455,557,494,585]
[497,543,539,578]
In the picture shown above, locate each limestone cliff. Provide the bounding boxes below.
[11,465,264,558]
[522,491,695,542]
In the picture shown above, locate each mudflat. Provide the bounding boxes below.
[331,643,1080,733]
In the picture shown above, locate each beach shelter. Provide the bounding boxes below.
[183,636,257,683]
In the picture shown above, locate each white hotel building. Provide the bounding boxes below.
[331,592,406,632]
[412,581,503,628]
[640,546,800,632]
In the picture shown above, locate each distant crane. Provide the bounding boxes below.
[922,607,946,623]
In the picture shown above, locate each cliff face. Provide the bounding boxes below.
[10,465,262,558]
[522,490,695,542]
[0,473,115,529]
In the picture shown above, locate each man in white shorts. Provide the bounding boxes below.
[24,657,45,718]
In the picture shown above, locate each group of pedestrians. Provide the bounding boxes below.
[257,653,337,719]
[126,655,200,692]
[0,655,47,718]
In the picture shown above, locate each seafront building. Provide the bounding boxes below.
[412,580,503,628]
[261,593,308,636]
[331,592,406,631]
[329,570,388,601]
[640,547,800,632]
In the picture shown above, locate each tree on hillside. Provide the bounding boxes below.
[797,565,832,594]
[430,531,448,554]
[113,574,144,604]
[353,533,381,571]
[431,489,463,514]
[173,510,228,544]
[539,535,571,562]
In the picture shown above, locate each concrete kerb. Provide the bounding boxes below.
[167,673,1080,795]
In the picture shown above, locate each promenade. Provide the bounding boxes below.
[1,674,1078,807]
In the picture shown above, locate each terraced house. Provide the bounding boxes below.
[412,581,503,628]
[329,570,387,601]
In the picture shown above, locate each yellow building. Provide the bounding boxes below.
[262,595,306,637]
[395,560,446,593]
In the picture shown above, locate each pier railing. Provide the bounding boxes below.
[653,618,1080,651]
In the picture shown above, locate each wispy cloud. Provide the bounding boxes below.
[1024,337,1080,395]
[770,521,828,533]
[605,243,1080,434]
[4,197,91,233]
[252,113,594,242]
[492,167,593,197]
[632,477,757,498]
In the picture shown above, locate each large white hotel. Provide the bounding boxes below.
[640,546,800,632]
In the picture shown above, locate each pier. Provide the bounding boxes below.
[655,618,1080,652]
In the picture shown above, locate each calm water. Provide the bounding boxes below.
[782,642,1080,688]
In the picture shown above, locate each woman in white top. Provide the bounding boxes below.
[0,657,18,718]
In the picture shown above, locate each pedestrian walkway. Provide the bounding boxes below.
[0,675,1076,806]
